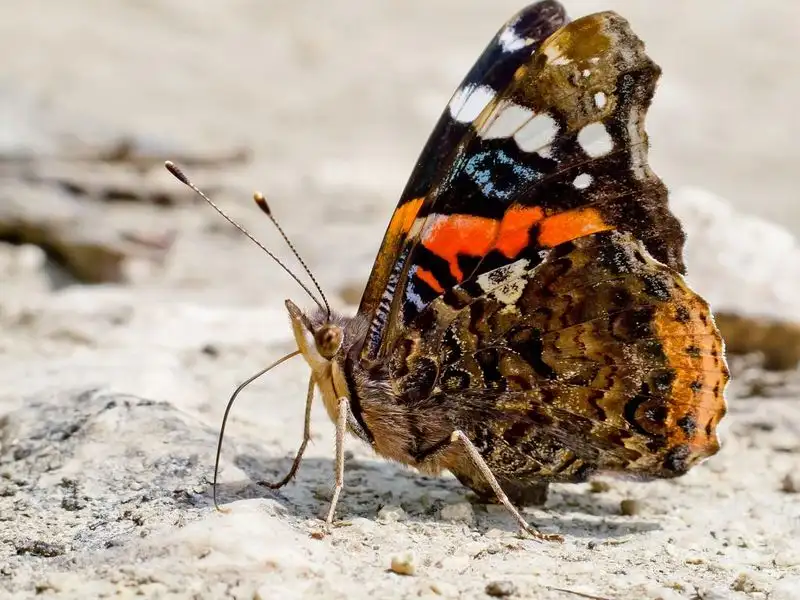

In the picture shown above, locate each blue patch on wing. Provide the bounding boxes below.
[464,149,541,202]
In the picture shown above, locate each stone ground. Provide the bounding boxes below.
[1,1,799,599]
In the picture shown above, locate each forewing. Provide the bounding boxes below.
[358,1,568,357]
[362,8,686,361]
[387,231,728,480]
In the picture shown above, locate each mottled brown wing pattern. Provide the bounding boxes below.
[388,231,728,490]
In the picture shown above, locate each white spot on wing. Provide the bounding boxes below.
[476,259,532,305]
[577,122,614,158]
[499,26,530,52]
[582,69,591,78]
[449,84,496,123]
[482,102,534,139]
[514,113,559,152]
[542,44,571,67]
[594,92,607,109]
[572,173,593,189]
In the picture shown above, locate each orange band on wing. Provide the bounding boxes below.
[422,215,498,281]
[415,267,445,294]
[495,206,545,257]
[422,206,547,282]
[537,207,615,247]
[386,197,424,240]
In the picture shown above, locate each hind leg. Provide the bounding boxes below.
[454,471,549,507]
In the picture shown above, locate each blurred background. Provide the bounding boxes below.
[2,0,798,425]
[1,1,797,302]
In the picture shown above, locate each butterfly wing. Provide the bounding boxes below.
[388,231,728,485]
[359,6,686,361]
[358,0,569,357]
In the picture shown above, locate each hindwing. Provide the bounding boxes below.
[387,231,728,481]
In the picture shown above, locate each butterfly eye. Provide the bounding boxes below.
[314,325,343,360]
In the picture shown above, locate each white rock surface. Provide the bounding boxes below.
[673,187,800,322]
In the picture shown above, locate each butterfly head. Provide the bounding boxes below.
[286,299,344,368]
[285,298,356,427]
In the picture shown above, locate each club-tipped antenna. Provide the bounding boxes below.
[211,349,301,511]
[164,161,325,314]
[253,192,331,319]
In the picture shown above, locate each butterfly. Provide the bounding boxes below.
[168,0,729,542]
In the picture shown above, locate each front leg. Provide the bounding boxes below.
[260,376,316,490]
[325,396,349,525]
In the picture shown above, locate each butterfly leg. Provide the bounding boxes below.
[449,430,563,543]
[453,471,550,507]
[325,396,349,526]
[260,376,315,489]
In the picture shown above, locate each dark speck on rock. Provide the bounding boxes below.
[485,581,517,597]
[201,343,220,357]
[12,446,32,461]
[16,540,66,558]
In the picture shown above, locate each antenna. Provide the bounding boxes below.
[164,161,325,313]
[253,192,331,319]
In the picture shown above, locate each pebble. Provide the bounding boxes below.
[485,580,517,597]
[428,580,459,597]
[732,571,769,593]
[620,498,642,516]
[377,505,407,523]
[589,480,611,493]
[439,501,475,525]
[390,552,416,576]
[781,472,799,493]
